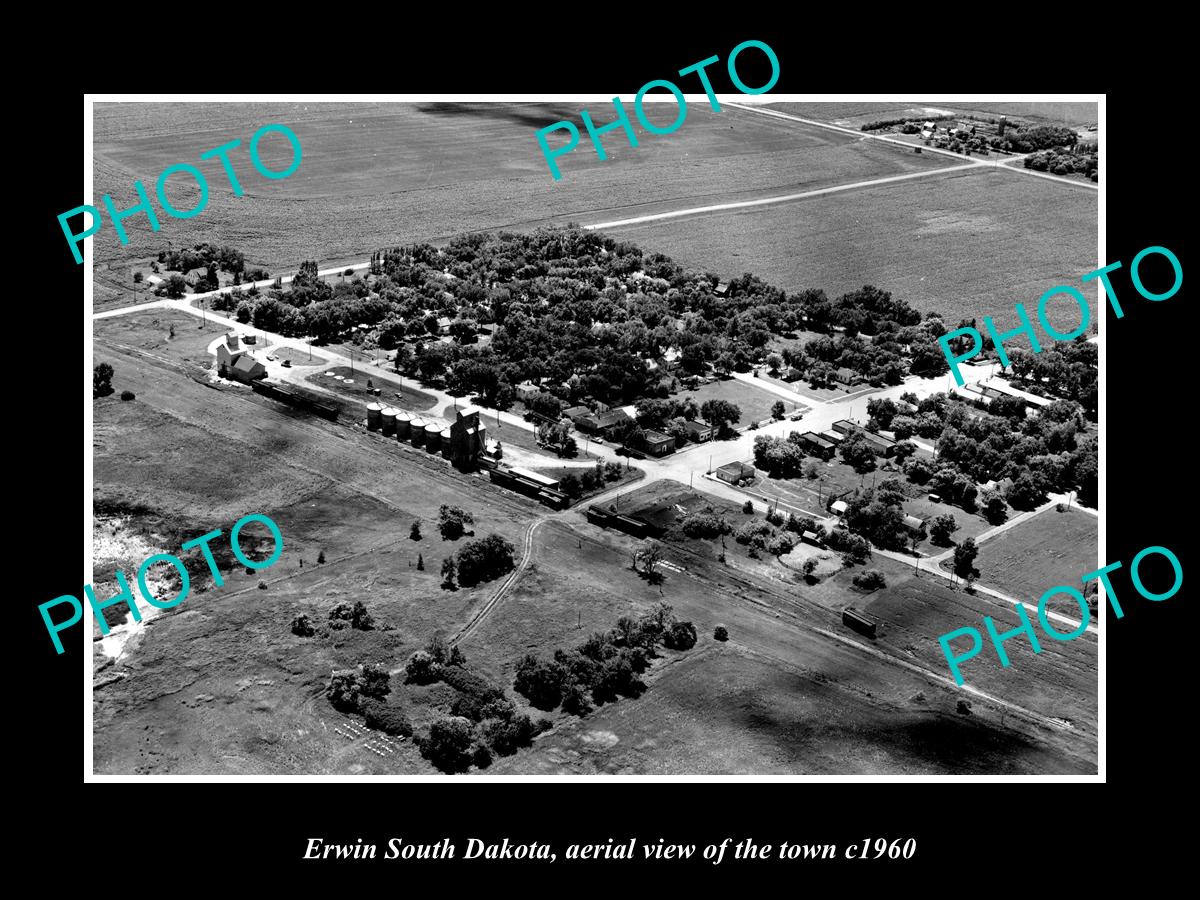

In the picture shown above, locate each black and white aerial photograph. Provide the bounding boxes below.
[85,93,1099,777]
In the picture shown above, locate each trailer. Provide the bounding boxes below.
[842,607,878,639]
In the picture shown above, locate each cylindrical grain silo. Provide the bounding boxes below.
[410,417,426,446]
[366,402,383,430]
[425,423,442,453]
[395,412,412,440]
[381,407,398,435]
[440,429,452,459]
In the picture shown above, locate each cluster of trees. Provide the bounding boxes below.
[404,638,547,772]
[454,533,516,587]
[734,518,795,557]
[843,480,925,552]
[512,602,698,717]
[223,226,956,414]
[558,460,625,499]
[1025,145,1097,180]
[825,527,872,564]
[328,664,393,714]
[1006,341,1098,417]
[775,287,950,386]
[993,124,1078,153]
[861,115,954,132]
[290,600,376,637]
[157,243,251,277]
[438,505,475,540]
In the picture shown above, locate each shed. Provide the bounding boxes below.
[830,500,849,516]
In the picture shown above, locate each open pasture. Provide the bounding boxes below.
[605,167,1098,327]
[91,101,953,301]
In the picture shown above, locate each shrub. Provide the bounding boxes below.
[327,664,390,713]
[290,615,315,637]
[680,513,730,538]
[317,550,326,564]
[422,716,474,773]
[361,698,412,737]
[440,665,505,704]
[437,505,475,540]
[471,743,493,769]
[404,650,442,685]
[257,580,268,590]
[561,681,593,716]
[120,390,136,401]
[663,621,698,650]
[853,569,887,590]
[481,712,538,756]
[713,624,729,642]
[350,601,374,630]
[513,654,566,711]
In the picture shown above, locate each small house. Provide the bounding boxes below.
[641,430,675,457]
[903,514,926,534]
[715,461,755,485]
[830,500,849,517]
[516,381,540,402]
[436,317,452,335]
[565,406,592,427]
[835,367,857,386]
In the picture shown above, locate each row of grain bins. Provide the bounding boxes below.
[366,402,452,459]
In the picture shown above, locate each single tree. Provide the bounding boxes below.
[93,363,115,398]
[317,550,326,564]
[417,553,425,571]
[771,400,786,420]
[929,513,959,547]
[441,556,457,588]
[953,537,979,579]
[410,520,421,540]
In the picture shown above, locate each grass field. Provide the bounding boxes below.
[970,506,1099,600]
[90,102,956,307]
[94,309,227,370]
[605,167,1098,328]
[675,377,795,427]
[490,644,1092,775]
[305,366,438,413]
[91,333,558,774]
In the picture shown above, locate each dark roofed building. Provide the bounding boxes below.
[641,430,675,457]
[798,432,836,459]
[229,353,267,383]
[684,420,714,442]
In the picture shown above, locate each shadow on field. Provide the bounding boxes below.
[416,103,584,128]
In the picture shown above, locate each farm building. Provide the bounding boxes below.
[830,500,849,517]
[508,467,560,491]
[798,432,836,459]
[801,529,823,546]
[715,461,755,485]
[228,354,267,384]
[641,430,675,457]
[903,514,926,534]
[858,431,896,457]
[684,420,714,442]
[818,429,845,446]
